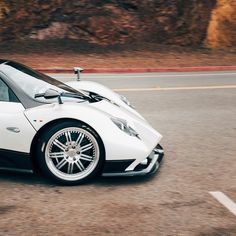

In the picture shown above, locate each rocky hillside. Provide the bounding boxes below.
[0,0,235,48]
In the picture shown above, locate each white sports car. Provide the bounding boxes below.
[0,59,164,185]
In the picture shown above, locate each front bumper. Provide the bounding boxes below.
[102,145,164,177]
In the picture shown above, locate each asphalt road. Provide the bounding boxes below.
[0,71,236,235]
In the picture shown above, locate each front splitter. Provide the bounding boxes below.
[102,147,164,177]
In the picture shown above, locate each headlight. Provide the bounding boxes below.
[119,94,135,108]
[111,117,139,138]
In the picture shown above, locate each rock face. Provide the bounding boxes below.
[206,0,236,48]
[0,0,217,46]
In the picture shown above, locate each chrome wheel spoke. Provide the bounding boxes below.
[67,162,74,174]
[53,139,67,151]
[49,152,65,159]
[56,158,67,170]
[75,133,84,146]
[49,152,65,163]
[75,159,85,172]
[80,154,93,162]
[65,131,72,143]
[80,143,93,153]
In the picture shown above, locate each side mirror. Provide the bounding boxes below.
[44,89,63,104]
[35,89,63,104]
[74,67,84,81]
[44,89,60,99]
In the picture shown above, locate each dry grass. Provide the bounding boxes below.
[206,0,236,48]
[0,1,8,20]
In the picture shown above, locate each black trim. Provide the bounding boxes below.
[103,159,134,173]
[0,149,32,170]
[0,59,7,64]
[102,145,164,177]
[0,59,90,109]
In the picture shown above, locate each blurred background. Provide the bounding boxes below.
[0,0,236,68]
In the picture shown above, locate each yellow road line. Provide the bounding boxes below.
[113,85,236,92]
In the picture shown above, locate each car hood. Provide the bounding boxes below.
[88,99,161,141]
[65,80,145,120]
[65,80,160,138]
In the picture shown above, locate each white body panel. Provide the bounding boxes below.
[66,81,145,120]
[0,102,36,152]
[0,67,163,172]
[0,60,163,177]
[24,101,162,167]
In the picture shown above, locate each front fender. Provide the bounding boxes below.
[24,103,160,162]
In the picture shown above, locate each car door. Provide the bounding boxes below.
[0,78,36,169]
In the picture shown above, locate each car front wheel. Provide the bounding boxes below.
[36,121,104,185]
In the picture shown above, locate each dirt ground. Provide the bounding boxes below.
[0,78,236,235]
[0,40,236,69]
[0,48,236,235]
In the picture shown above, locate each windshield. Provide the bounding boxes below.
[1,61,86,102]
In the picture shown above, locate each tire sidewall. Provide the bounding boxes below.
[36,121,105,185]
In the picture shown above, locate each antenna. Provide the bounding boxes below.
[74,67,84,81]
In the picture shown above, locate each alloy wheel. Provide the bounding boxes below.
[45,127,100,181]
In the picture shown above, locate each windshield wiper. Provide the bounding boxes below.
[35,89,101,104]
[61,92,92,101]
[63,91,109,103]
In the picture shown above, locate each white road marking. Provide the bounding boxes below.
[85,72,236,78]
[209,191,236,216]
[113,85,236,92]
[49,72,236,79]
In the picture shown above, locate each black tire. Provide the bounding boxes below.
[35,120,105,185]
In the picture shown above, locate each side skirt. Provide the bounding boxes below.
[0,149,33,172]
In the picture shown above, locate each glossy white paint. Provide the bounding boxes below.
[0,102,36,152]
[0,78,162,172]
[66,80,145,120]
[24,101,162,169]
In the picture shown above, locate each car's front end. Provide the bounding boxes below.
[69,69,164,177]
[0,60,164,184]
[87,99,164,177]
[102,144,164,177]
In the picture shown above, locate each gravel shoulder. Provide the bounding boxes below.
[1,41,236,69]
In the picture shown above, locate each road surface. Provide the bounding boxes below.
[0,71,236,235]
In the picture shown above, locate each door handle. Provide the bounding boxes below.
[6,127,20,133]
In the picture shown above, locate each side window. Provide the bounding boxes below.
[0,79,19,103]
